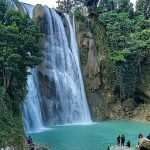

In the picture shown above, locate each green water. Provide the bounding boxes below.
[30,121,150,150]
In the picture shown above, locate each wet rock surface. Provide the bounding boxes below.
[110,145,135,150]
[137,137,150,150]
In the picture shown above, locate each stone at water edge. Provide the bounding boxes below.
[0,146,14,150]
[110,145,135,150]
[137,137,150,150]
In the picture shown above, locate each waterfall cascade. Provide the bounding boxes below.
[22,69,43,132]
[6,0,18,10]
[21,3,34,18]
[6,0,91,133]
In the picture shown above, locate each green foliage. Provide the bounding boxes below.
[88,6,104,17]
[0,4,42,112]
[56,0,84,13]
[74,9,85,21]
[117,0,134,15]
[0,0,6,22]
[88,0,150,99]
[0,1,42,148]
[84,0,99,7]
[98,0,118,11]
[0,104,24,148]
[136,0,150,19]
[110,49,130,63]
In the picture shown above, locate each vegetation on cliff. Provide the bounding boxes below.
[89,0,150,101]
[57,0,150,102]
[0,0,42,148]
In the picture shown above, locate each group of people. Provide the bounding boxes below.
[138,133,150,140]
[138,132,150,140]
[106,134,129,150]
[26,136,35,150]
[117,134,128,147]
[106,132,150,150]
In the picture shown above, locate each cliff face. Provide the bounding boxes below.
[22,4,150,123]
[26,4,111,121]
[75,18,111,121]
[33,5,49,98]
[75,16,150,122]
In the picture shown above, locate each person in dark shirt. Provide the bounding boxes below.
[126,140,130,148]
[147,134,150,140]
[121,134,125,146]
[138,133,143,139]
[107,146,110,150]
[27,137,30,144]
[117,135,120,146]
[30,147,34,150]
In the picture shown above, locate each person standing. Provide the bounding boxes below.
[138,133,143,139]
[121,134,125,146]
[147,133,150,139]
[126,140,130,147]
[107,147,110,150]
[117,135,120,146]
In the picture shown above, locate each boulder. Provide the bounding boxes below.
[138,137,150,150]
[110,145,135,150]
[0,146,14,150]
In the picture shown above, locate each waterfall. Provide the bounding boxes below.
[35,7,91,126]
[22,69,43,132]
[97,0,100,7]
[7,0,91,132]
[19,3,44,132]
[64,13,91,122]
[21,3,34,18]
[6,0,18,10]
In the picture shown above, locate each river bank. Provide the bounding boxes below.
[0,142,50,150]
[25,142,50,150]
[109,145,135,150]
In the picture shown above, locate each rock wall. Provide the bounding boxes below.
[75,17,112,121]
[75,14,150,122]
[19,3,150,123]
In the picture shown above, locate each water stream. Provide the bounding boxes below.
[6,0,18,10]
[29,120,150,150]
[19,4,91,132]
[4,2,150,150]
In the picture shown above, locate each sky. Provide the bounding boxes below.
[19,0,137,8]
[19,0,58,8]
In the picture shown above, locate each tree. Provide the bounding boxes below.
[0,1,42,114]
[117,0,134,18]
[98,0,118,11]
[136,0,150,19]
[56,0,84,13]
[84,0,99,7]
[97,3,150,99]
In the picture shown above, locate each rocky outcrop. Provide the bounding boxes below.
[34,4,48,46]
[107,64,150,122]
[75,13,150,122]
[75,17,115,121]
[136,65,150,100]
[25,143,50,150]
[33,4,51,98]
[110,145,135,150]
[0,146,14,150]
[136,137,150,150]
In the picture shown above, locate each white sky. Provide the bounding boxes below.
[19,0,137,8]
[19,0,58,8]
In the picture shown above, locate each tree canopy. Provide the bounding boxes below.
[0,0,42,114]
[76,0,150,100]
[0,0,43,147]
[136,0,150,19]
[56,0,84,13]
